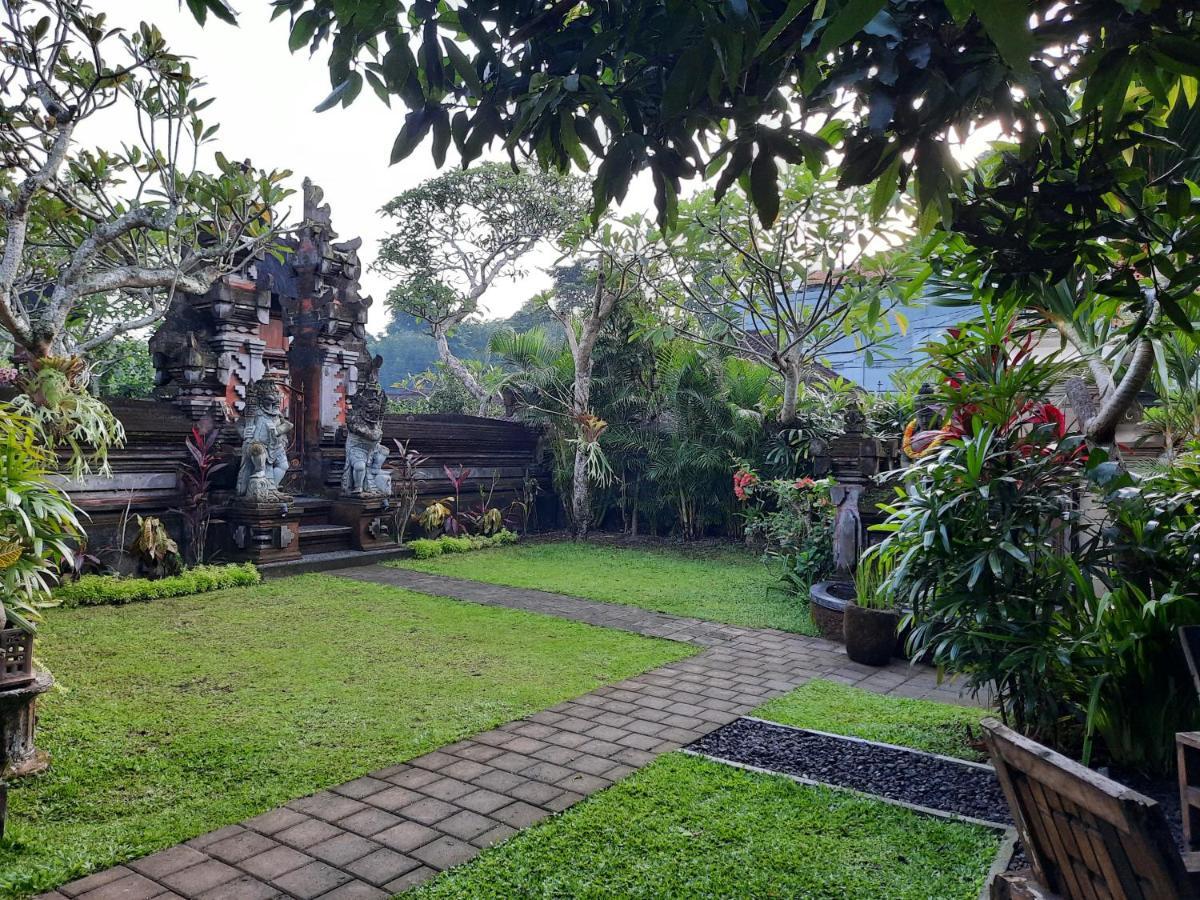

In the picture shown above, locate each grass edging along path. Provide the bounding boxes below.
[393,541,818,636]
[753,678,987,760]
[409,753,1002,900]
[0,574,692,899]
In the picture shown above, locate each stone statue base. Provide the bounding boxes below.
[223,502,302,564]
[0,670,54,778]
[330,496,393,551]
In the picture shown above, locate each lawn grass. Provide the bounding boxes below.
[394,541,817,635]
[411,753,1002,900]
[0,574,692,899]
[754,679,986,760]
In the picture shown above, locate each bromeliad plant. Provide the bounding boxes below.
[0,405,81,633]
[390,439,429,545]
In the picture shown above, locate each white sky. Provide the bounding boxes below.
[97,0,656,331]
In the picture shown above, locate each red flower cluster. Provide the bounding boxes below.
[794,477,816,490]
[733,469,757,501]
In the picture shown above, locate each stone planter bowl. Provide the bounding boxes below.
[809,580,854,642]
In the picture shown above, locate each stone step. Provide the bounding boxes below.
[298,523,353,554]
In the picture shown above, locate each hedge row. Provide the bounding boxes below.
[54,563,261,608]
[408,530,519,559]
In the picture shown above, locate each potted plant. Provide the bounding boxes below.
[0,406,81,689]
[843,545,900,666]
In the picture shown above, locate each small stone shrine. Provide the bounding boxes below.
[813,400,887,574]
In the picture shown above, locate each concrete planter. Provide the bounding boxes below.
[843,603,901,667]
[809,580,853,642]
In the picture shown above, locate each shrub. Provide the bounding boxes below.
[878,314,1089,748]
[407,531,518,558]
[408,539,444,559]
[55,564,260,608]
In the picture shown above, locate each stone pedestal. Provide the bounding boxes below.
[0,670,54,778]
[330,496,393,551]
[224,502,302,564]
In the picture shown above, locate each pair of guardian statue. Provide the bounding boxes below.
[234,373,391,503]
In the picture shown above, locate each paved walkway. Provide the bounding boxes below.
[43,566,978,900]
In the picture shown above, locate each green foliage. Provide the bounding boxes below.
[53,564,260,608]
[10,362,125,478]
[755,679,986,761]
[411,753,1000,900]
[853,544,896,612]
[92,339,155,400]
[1080,449,1200,773]
[0,406,81,632]
[877,312,1089,745]
[743,474,836,596]
[396,541,817,635]
[408,531,520,560]
[2,574,690,897]
[639,165,919,424]
[408,538,444,560]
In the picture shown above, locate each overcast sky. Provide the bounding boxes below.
[99,0,656,332]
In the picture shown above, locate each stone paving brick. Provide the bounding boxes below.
[457,787,512,815]
[491,801,551,829]
[75,871,161,900]
[129,846,210,879]
[338,807,404,837]
[531,744,581,766]
[508,780,563,806]
[243,808,308,836]
[398,797,458,826]
[522,761,574,784]
[382,866,437,894]
[545,790,585,813]
[449,743,505,763]
[184,825,245,851]
[239,846,313,880]
[437,810,498,841]
[438,759,491,782]
[314,881,388,900]
[470,769,527,793]
[558,772,610,795]
[271,860,353,899]
[418,776,475,802]
[194,875,281,900]
[61,866,131,897]
[159,860,240,896]
[332,777,391,800]
[275,818,344,850]
[289,793,369,824]
[203,831,278,864]
[345,848,421,885]
[363,786,420,812]
[411,836,477,871]
[470,823,518,849]
[373,822,440,854]
[307,832,378,866]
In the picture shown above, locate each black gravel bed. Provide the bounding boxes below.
[689,717,1013,827]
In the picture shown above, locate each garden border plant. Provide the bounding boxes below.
[53,563,260,608]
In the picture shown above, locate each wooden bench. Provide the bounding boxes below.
[982,717,1200,899]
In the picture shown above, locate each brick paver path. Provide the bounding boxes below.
[42,566,980,900]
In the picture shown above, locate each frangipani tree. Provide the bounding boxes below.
[642,166,919,424]
[0,1,290,476]
[376,162,588,414]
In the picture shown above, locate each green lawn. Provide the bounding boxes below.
[394,541,817,635]
[411,753,1001,900]
[754,679,987,760]
[0,575,692,899]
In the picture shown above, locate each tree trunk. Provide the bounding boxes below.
[571,445,590,537]
[779,358,800,425]
[433,325,489,410]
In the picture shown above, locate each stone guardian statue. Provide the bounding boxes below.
[235,377,294,503]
